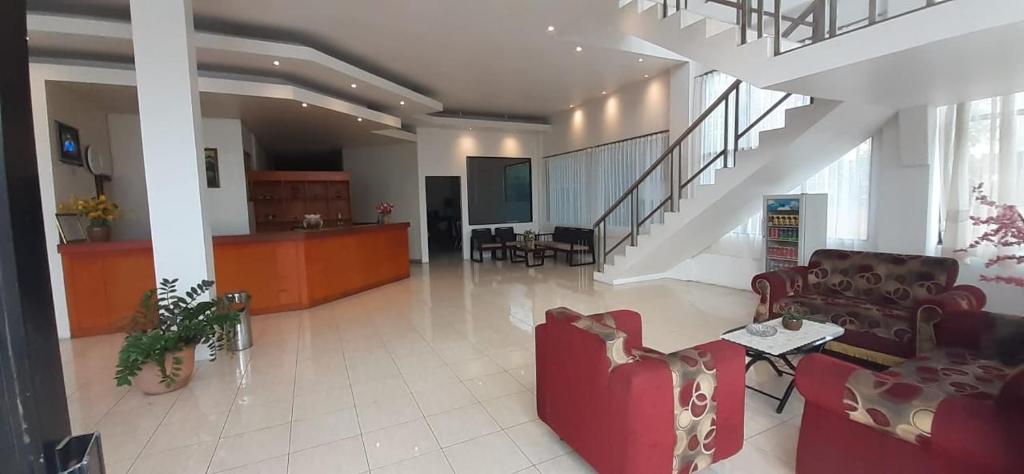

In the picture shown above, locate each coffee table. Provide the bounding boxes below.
[509,242,555,267]
[721,318,844,413]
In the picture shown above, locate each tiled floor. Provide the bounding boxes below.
[60,254,803,474]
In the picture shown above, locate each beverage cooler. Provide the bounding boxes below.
[763,194,827,272]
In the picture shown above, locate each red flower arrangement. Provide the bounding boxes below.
[955,184,1024,288]
[375,201,395,216]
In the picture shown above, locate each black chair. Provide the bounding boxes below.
[494,227,519,250]
[470,228,505,262]
[538,226,595,266]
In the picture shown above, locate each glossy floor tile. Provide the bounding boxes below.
[60,254,802,473]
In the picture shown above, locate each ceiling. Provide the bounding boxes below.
[50,81,405,154]
[27,0,682,120]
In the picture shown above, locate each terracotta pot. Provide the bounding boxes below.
[86,224,111,242]
[782,317,803,331]
[135,345,196,395]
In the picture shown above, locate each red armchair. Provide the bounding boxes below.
[536,307,745,473]
[794,310,1024,474]
[752,249,986,365]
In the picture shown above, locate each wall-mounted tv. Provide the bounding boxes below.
[56,121,83,166]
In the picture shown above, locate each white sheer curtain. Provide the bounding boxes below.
[545,132,670,228]
[934,94,1024,258]
[690,71,811,185]
[710,138,874,258]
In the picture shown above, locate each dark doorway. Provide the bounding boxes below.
[425,176,461,258]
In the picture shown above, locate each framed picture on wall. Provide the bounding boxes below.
[56,121,84,166]
[205,148,220,188]
[55,213,87,244]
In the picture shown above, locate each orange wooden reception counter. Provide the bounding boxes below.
[58,223,410,337]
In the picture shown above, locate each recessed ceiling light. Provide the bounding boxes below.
[575,46,583,52]
[301,102,308,108]
[350,83,358,88]
[547,25,555,32]
[469,127,473,131]
[601,91,607,95]
[272,60,280,66]
[637,57,644,63]
[357,117,363,122]
[399,100,406,106]
[25,35,30,41]
[644,74,650,78]
[569,104,575,108]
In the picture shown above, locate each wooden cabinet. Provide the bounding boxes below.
[248,171,352,233]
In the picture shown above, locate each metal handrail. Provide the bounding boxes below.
[593,79,797,272]
[592,79,742,226]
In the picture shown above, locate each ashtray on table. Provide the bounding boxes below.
[745,323,778,337]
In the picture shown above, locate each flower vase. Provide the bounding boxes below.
[87,223,111,242]
[378,214,390,224]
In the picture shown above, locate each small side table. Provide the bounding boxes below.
[721,318,844,414]
[509,242,554,267]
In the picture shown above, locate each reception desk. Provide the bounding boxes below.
[58,223,410,337]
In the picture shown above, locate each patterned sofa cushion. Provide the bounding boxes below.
[775,293,915,343]
[807,250,959,308]
[882,348,1022,401]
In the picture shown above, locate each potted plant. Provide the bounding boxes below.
[60,194,119,242]
[778,305,806,331]
[523,230,537,249]
[115,279,240,395]
[376,201,395,224]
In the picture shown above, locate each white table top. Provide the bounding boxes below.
[722,318,845,356]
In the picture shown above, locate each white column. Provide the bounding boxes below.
[129,0,214,289]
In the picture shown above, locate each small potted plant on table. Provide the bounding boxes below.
[376,201,395,224]
[778,306,806,331]
[115,279,240,395]
[60,194,119,242]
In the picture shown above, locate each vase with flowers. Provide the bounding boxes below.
[60,194,119,242]
[376,201,395,224]
[955,183,1024,288]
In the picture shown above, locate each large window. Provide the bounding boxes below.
[545,132,670,228]
[714,138,874,257]
[934,94,1024,255]
[466,156,533,225]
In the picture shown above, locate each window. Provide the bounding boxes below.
[934,94,1024,254]
[466,157,533,225]
[545,132,670,228]
[714,138,873,258]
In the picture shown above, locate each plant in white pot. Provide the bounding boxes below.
[115,279,240,395]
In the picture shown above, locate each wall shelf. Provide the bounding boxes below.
[248,171,352,232]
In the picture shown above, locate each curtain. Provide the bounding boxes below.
[690,71,811,186]
[711,138,874,258]
[934,93,1024,258]
[545,132,670,229]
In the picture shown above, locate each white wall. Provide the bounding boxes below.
[416,127,544,262]
[45,84,111,207]
[107,114,251,239]
[344,142,423,261]
[545,72,671,157]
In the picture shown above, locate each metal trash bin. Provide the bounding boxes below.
[55,432,105,474]
[224,291,252,352]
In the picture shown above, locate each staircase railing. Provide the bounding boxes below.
[592,79,793,272]
[706,0,953,55]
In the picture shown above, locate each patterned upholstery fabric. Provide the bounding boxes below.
[807,250,959,308]
[634,348,719,474]
[882,348,1021,400]
[842,348,1022,446]
[752,250,985,363]
[570,317,637,371]
[774,293,915,343]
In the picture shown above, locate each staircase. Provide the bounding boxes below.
[592,80,890,284]
[611,0,1024,107]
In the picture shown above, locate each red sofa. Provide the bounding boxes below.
[795,310,1024,474]
[536,307,745,473]
[752,249,986,365]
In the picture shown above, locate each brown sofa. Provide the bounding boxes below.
[751,249,987,365]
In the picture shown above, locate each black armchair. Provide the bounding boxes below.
[470,228,505,262]
[494,227,519,248]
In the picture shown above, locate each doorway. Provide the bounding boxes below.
[425,176,462,259]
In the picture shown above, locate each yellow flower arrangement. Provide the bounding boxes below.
[59,195,120,226]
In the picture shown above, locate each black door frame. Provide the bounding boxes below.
[0,1,73,472]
